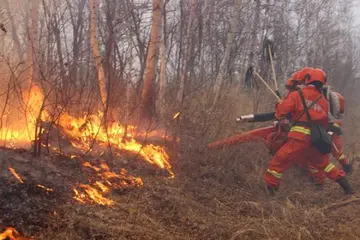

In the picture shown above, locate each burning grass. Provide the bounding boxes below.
[57,111,174,177]
[0,84,174,178]
[73,161,143,206]
[0,227,34,240]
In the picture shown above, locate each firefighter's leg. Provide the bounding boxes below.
[264,138,306,193]
[308,163,326,187]
[309,150,353,194]
[332,133,352,173]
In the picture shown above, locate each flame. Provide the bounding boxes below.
[0,227,19,240]
[8,167,24,183]
[58,112,174,176]
[1,85,175,206]
[36,184,53,192]
[0,85,48,148]
[0,227,32,240]
[73,184,114,206]
[73,161,143,206]
[0,84,174,177]
[173,111,180,119]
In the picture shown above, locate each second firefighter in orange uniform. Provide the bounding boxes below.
[264,68,353,195]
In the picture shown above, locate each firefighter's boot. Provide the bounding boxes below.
[314,182,324,191]
[266,185,278,196]
[336,177,354,195]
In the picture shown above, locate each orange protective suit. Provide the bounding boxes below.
[264,86,345,190]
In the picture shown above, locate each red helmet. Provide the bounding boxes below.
[292,71,303,81]
[306,68,327,85]
[298,67,313,81]
[285,71,305,89]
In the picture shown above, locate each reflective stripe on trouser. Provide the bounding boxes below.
[308,162,345,184]
[266,169,282,179]
[265,138,346,188]
[308,165,325,184]
[324,163,335,173]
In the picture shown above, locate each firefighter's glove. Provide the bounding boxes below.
[343,164,353,175]
[278,118,290,132]
[275,101,281,110]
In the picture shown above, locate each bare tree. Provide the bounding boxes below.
[140,0,163,124]
[176,0,197,105]
[89,0,107,107]
[212,0,242,107]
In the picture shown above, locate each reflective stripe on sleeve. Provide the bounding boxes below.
[266,169,282,179]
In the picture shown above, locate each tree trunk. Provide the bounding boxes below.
[4,0,23,61]
[245,0,260,89]
[158,0,167,118]
[176,0,197,105]
[53,14,66,89]
[140,0,163,125]
[26,0,39,89]
[68,0,86,87]
[212,0,242,107]
[89,0,108,108]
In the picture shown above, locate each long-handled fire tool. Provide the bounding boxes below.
[246,38,282,102]
[253,70,282,102]
[263,37,281,97]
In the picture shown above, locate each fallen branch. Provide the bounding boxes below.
[321,196,360,211]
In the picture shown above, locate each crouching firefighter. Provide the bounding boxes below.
[264,68,353,195]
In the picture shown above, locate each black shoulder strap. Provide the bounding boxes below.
[298,89,312,122]
[293,89,323,124]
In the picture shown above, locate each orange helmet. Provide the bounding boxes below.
[334,92,345,114]
[292,71,302,81]
[305,68,327,85]
[285,71,305,89]
[298,67,313,81]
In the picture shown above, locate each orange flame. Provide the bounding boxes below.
[1,84,174,177]
[0,227,19,240]
[58,112,174,176]
[173,111,180,119]
[0,227,32,240]
[73,184,114,206]
[0,85,48,149]
[1,84,175,207]
[8,167,24,183]
[36,184,54,192]
[73,161,143,206]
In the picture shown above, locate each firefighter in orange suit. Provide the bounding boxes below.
[266,68,312,154]
[280,68,351,187]
[308,89,352,184]
[264,68,353,195]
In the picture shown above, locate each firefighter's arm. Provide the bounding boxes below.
[275,93,296,120]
